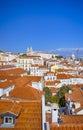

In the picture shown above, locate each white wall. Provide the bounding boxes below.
[77,110,83,115]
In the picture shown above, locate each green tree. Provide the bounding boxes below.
[55,55,63,59]
[56,85,72,107]
[51,96,57,103]
[0,50,4,53]
[58,96,66,107]
[43,87,52,104]
[43,85,72,107]
[57,85,71,98]
[50,96,60,104]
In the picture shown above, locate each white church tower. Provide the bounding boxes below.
[27,47,33,55]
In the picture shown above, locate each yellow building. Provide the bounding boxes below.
[51,65,59,72]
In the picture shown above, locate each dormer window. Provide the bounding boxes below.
[4,116,13,124]
[0,112,18,128]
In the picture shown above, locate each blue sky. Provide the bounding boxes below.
[0,0,83,53]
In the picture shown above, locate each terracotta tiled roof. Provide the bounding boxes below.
[0,75,43,100]
[56,68,70,72]
[39,65,48,69]
[61,115,83,124]
[26,75,42,82]
[0,75,42,90]
[9,85,42,100]
[50,114,83,129]
[50,124,83,130]
[15,101,42,129]
[44,71,56,76]
[45,80,60,87]
[65,87,83,103]
[0,75,20,80]
[0,65,15,69]
[0,68,27,76]
[57,74,74,79]
[45,81,56,86]
[0,100,21,115]
[11,59,17,62]
[0,100,42,129]
[48,60,58,62]
[30,64,39,67]
[50,87,58,93]
[0,80,14,89]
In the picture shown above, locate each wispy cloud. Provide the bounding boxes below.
[55,48,83,51]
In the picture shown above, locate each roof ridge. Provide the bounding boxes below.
[10,101,16,112]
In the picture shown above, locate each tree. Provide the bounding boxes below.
[0,50,4,53]
[43,87,52,104]
[56,85,72,107]
[57,85,71,98]
[50,96,59,103]
[43,85,72,107]
[58,96,66,107]
[55,55,63,59]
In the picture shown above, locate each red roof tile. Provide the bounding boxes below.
[0,68,27,76]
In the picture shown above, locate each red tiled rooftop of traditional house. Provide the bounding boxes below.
[11,58,17,62]
[13,76,32,87]
[30,64,39,67]
[0,75,20,81]
[0,65,15,69]
[0,75,43,99]
[0,100,21,115]
[50,124,83,130]
[0,68,27,76]
[0,99,42,129]
[39,65,48,69]
[80,62,83,66]
[0,80,14,89]
[45,80,60,86]
[57,73,74,79]
[65,86,83,103]
[15,101,42,129]
[46,112,83,128]
[71,84,83,89]
[56,68,72,72]
[61,115,83,124]
[45,81,56,86]
[49,113,83,129]
[30,65,47,69]
[48,59,58,62]
[26,75,42,82]
[12,76,42,88]
[4,81,42,100]
[50,87,59,93]
[44,71,56,76]
[75,75,83,78]
[49,64,55,67]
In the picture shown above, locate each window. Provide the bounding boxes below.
[4,116,13,124]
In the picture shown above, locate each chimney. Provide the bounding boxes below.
[51,103,59,123]
[6,91,9,97]
[69,90,72,94]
